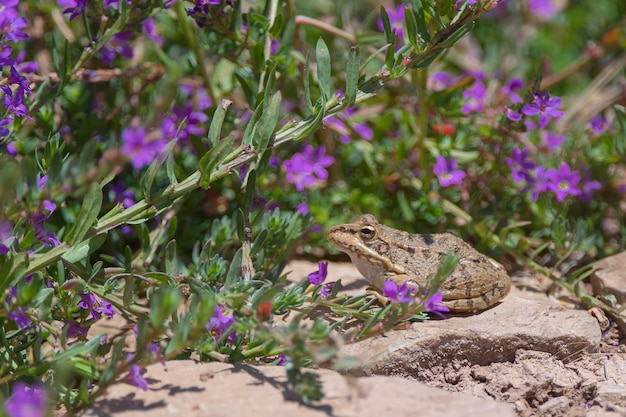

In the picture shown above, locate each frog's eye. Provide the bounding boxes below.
[359,225,377,240]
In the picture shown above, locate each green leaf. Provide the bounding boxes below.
[315,38,332,100]
[410,0,430,43]
[303,53,314,112]
[165,239,177,276]
[235,70,257,108]
[224,248,243,289]
[149,286,182,329]
[207,99,232,148]
[379,6,393,44]
[66,183,102,246]
[199,135,235,189]
[359,44,391,73]
[0,255,26,298]
[244,169,257,208]
[256,91,282,155]
[62,234,106,264]
[404,6,420,52]
[345,46,360,107]
[438,22,474,49]
[242,97,264,146]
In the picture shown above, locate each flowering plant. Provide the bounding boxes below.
[1,0,625,412]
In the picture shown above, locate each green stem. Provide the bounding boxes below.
[175,2,217,102]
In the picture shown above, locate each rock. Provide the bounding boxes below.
[590,251,626,335]
[591,251,626,306]
[86,361,515,417]
[338,286,601,379]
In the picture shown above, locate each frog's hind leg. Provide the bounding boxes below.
[442,292,502,313]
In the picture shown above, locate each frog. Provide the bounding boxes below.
[326,214,511,313]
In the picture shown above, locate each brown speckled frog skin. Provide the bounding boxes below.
[326,214,511,313]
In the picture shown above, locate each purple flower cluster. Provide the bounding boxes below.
[284,145,334,191]
[77,293,116,321]
[506,147,601,202]
[206,305,236,343]
[0,0,32,147]
[165,84,212,143]
[3,381,47,417]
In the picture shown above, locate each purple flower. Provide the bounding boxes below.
[377,5,406,41]
[543,131,564,150]
[0,12,27,43]
[461,78,487,114]
[77,293,116,321]
[276,354,287,366]
[505,148,535,183]
[529,165,550,201]
[0,44,14,66]
[142,17,164,47]
[428,71,456,91]
[120,126,166,170]
[8,309,31,328]
[521,92,564,129]
[579,179,601,202]
[424,292,450,318]
[354,122,373,141]
[308,261,328,286]
[296,202,309,216]
[58,0,86,20]
[206,305,236,343]
[590,115,609,134]
[168,86,212,142]
[324,115,350,144]
[104,0,131,9]
[505,106,522,122]
[109,182,135,208]
[1,86,31,120]
[14,51,39,74]
[100,31,134,66]
[383,280,415,304]
[433,156,466,187]
[7,66,31,95]
[527,0,560,20]
[284,145,334,191]
[32,213,60,248]
[544,162,581,202]
[63,321,88,339]
[0,221,13,254]
[500,78,524,104]
[284,155,316,191]
[319,281,341,298]
[301,145,334,180]
[3,381,47,417]
[127,364,149,391]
